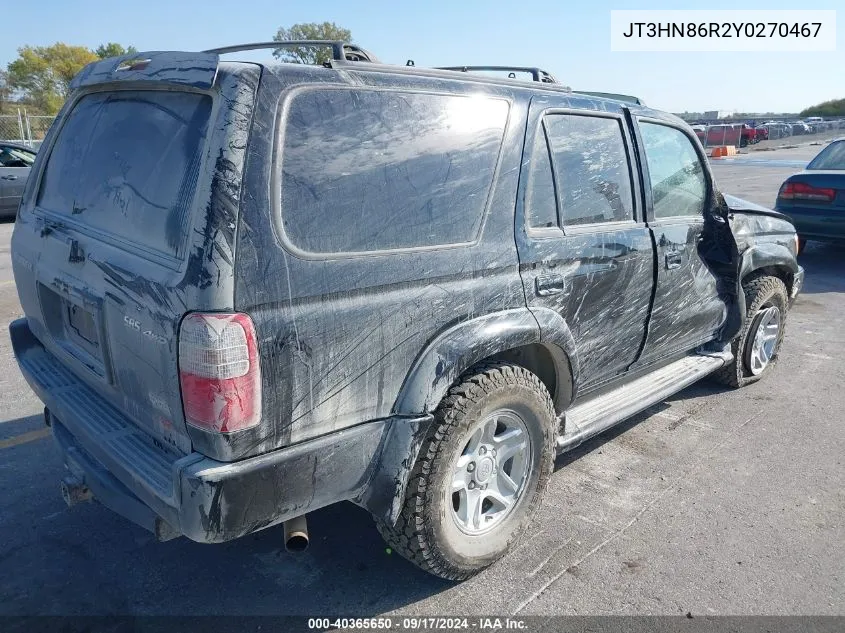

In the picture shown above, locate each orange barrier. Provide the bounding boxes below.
[709,145,738,158]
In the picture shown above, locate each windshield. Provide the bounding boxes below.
[0,146,36,167]
[807,140,845,170]
[37,90,212,259]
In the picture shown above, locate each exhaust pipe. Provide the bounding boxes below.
[283,515,309,552]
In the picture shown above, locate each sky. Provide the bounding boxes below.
[1,0,842,114]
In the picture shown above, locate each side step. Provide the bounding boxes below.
[556,351,732,453]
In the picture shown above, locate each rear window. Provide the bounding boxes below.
[807,140,845,170]
[280,89,509,254]
[38,91,212,258]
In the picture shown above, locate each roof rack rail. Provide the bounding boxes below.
[202,40,380,63]
[574,90,644,105]
[435,65,559,84]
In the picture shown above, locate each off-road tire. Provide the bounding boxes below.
[376,362,555,581]
[713,274,788,388]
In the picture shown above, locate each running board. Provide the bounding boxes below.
[556,351,732,453]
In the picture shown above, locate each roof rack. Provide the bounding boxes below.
[203,40,379,63]
[435,65,558,84]
[574,90,644,105]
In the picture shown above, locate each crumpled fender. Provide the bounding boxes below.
[719,192,799,342]
[392,307,578,415]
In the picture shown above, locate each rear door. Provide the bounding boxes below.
[10,56,255,455]
[515,100,655,392]
[631,118,728,366]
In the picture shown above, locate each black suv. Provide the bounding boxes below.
[10,42,803,580]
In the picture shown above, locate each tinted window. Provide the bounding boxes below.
[38,91,211,258]
[525,125,558,229]
[640,122,707,219]
[281,89,508,254]
[544,114,634,226]
[807,140,845,170]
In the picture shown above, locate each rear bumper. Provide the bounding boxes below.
[778,208,845,242]
[10,318,396,543]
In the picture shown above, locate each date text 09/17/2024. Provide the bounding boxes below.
[307,617,528,630]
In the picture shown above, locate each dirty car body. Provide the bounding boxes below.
[9,50,803,567]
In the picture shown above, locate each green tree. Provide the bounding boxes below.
[800,99,845,118]
[7,43,99,114]
[95,43,139,59]
[272,22,352,65]
[0,69,9,113]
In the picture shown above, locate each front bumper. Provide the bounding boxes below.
[10,318,393,543]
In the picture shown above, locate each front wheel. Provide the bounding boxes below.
[713,275,788,388]
[377,362,555,580]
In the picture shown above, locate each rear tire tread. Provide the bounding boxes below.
[376,361,554,581]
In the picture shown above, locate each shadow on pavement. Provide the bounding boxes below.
[796,241,844,295]
[553,379,731,473]
[0,414,450,616]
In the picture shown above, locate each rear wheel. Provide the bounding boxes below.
[713,275,788,388]
[377,362,555,580]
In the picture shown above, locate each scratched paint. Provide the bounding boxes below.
[8,53,802,546]
[11,63,259,459]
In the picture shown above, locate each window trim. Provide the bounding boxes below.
[271,84,512,260]
[635,117,713,223]
[524,120,562,235]
[524,108,641,236]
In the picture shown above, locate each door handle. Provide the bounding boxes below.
[535,272,567,296]
[1,175,18,180]
[665,251,682,270]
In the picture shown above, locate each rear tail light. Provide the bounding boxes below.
[778,181,836,203]
[178,312,261,433]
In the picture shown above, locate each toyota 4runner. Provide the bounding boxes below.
[9,42,804,580]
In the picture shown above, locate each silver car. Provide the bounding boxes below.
[0,142,37,219]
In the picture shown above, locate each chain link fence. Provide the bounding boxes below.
[0,109,57,149]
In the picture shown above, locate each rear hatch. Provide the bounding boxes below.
[11,53,259,455]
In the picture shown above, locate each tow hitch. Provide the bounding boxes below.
[61,475,92,507]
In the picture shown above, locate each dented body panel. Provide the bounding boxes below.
[10,55,802,544]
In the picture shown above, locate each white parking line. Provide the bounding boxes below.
[804,352,833,361]
[0,427,50,449]
[653,411,681,421]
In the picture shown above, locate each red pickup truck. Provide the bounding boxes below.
[702,124,760,147]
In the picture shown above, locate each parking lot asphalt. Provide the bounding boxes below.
[0,143,842,617]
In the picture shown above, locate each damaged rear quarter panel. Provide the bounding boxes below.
[228,68,534,461]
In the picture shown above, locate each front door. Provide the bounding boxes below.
[516,102,655,392]
[632,119,728,366]
[0,145,35,215]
